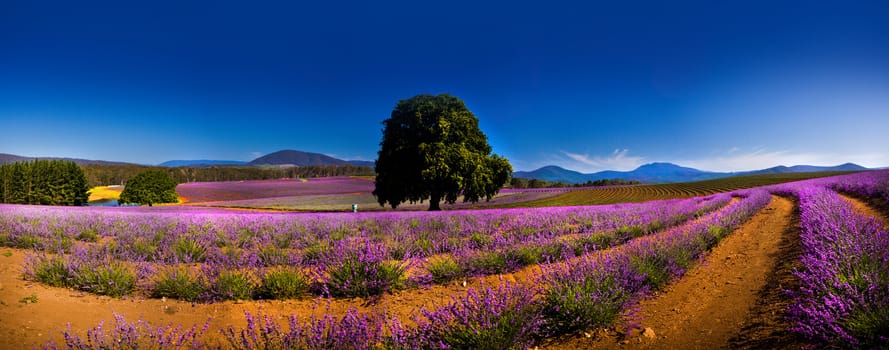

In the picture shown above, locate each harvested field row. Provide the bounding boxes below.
[504,171,858,207]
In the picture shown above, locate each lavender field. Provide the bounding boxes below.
[1,171,888,348]
[176,176,567,211]
[3,192,732,300]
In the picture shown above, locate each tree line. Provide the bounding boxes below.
[81,164,375,187]
[0,159,89,205]
[510,177,642,189]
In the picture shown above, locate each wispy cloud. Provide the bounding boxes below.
[559,149,646,172]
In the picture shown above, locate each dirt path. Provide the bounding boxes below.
[548,195,798,349]
[839,193,888,227]
[0,247,474,349]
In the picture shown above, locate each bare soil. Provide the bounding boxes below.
[544,195,806,349]
[839,193,889,227]
[0,248,484,349]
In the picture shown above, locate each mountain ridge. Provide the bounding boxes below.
[248,150,373,167]
[0,153,136,166]
[514,162,869,184]
[0,152,869,182]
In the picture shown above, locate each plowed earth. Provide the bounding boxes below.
[544,196,809,349]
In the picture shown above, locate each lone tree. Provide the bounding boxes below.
[374,94,512,210]
[119,170,178,206]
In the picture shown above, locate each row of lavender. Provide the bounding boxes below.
[2,194,730,300]
[768,170,889,347]
[46,189,772,349]
[2,193,730,264]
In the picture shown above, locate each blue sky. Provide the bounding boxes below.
[2,1,888,172]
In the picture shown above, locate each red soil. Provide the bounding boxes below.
[543,196,805,349]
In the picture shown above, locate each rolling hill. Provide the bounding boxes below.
[0,153,135,166]
[514,162,868,184]
[248,150,373,167]
[740,163,867,175]
[2,150,374,169]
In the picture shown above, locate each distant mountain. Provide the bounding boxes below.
[514,162,869,184]
[0,153,30,164]
[347,160,376,168]
[0,153,135,166]
[249,150,373,168]
[513,166,589,184]
[740,163,868,175]
[1,150,374,169]
[159,160,248,167]
[613,162,726,183]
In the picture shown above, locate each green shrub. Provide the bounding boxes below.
[151,267,205,302]
[469,232,492,248]
[301,241,330,264]
[630,252,673,290]
[212,270,256,301]
[616,225,644,238]
[258,246,288,266]
[257,268,310,300]
[15,235,41,249]
[74,262,136,297]
[326,257,406,297]
[29,256,71,287]
[514,246,543,266]
[76,230,99,242]
[464,250,511,274]
[414,238,435,255]
[708,224,726,241]
[131,239,158,260]
[426,255,464,284]
[173,238,206,263]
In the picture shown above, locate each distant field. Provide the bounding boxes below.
[174,172,863,211]
[177,176,564,211]
[498,171,861,207]
[193,190,563,211]
[87,185,122,202]
[176,177,374,203]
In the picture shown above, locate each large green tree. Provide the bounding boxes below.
[374,94,512,210]
[119,170,178,206]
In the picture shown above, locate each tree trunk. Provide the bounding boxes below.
[428,193,441,211]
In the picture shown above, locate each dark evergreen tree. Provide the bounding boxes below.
[0,160,89,205]
[373,94,512,210]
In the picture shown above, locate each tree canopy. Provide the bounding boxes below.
[373,94,512,210]
[0,159,89,205]
[119,170,179,206]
